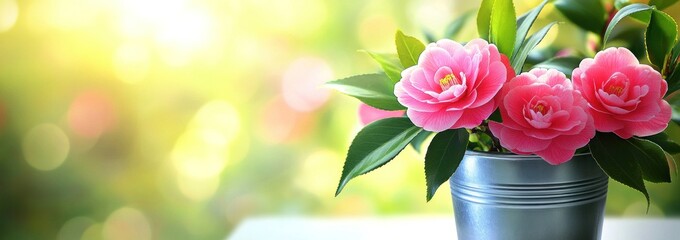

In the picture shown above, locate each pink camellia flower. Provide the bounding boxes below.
[489,69,595,165]
[394,39,514,132]
[572,47,671,139]
[358,103,405,126]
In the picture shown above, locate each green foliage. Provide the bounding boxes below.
[514,0,549,57]
[644,132,680,154]
[511,22,557,74]
[335,118,423,196]
[532,56,583,77]
[590,132,674,207]
[645,9,678,71]
[554,0,606,34]
[489,0,517,58]
[410,130,432,153]
[326,73,405,111]
[477,0,494,39]
[395,30,426,68]
[363,51,404,83]
[603,4,652,46]
[424,129,469,201]
[650,0,680,10]
[602,3,680,94]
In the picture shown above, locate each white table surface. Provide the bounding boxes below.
[228,216,680,240]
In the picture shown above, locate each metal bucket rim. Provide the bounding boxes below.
[465,150,591,161]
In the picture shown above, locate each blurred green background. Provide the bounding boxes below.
[0,0,679,239]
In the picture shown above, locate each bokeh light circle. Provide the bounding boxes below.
[22,123,70,171]
[281,57,332,112]
[67,91,117,139]
[0,0,18,33]
[103,207,152,240]
[177,174,219,201]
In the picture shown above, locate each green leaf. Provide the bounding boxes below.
[554,0,606,33]
[410,130,432,153]
[445,10,474,40]
[665,151,678,176]
[395,30,426,68]
[514,0,549,57]
[327,73,405,111]
[363,51,404,83]
[335,118,423,196]
[489,0,517,58]
[643,132,680,154]
[645,9,678,70]
[629,137,672,183]
[532,56,583,77]
[477,0,494,39]
[424,128,469,201]
[589,133,648,205]
[511,22,557,74]
[604,4,653,46]
[669,41,680,71]
[489,109,502,123]
[650,0,680,10]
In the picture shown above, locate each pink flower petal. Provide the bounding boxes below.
[453,101,495,129]
[615,100,671,138]
[407,108,462,132]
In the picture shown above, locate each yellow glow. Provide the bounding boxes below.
[0,0,18,33]
[26,0,104,31]
[294,149,343,197]
[172,130,229,179]
[172,100,239,196]
[190,101,241,146]
[177,174,220,201]
[114,43,150,84]
[23,124,70,171]
[116,0,216,66]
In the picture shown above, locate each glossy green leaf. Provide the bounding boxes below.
[326,73,405,111]
[650,0,680,10]
[589,133,648,205]
[669,41,680,71]
[589,132,672,206]
[554,0,606,33]
[512,22,557,74]
[410,130,432,153]
[514,0,549,57]
[644,132,680,154]
[335,118,422,196]
[489,0,517,58]
[604,4,652,45]
[363,51,404,83]
[629,138,672,183]
[477,0,494,39]
[424,128,469,201]
[645,9,678,70]
[395,30,426,68]
[532,56,583,77]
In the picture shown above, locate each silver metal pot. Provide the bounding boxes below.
[449,151,608,240]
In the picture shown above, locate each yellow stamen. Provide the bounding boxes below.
[439,74,460,89]
[533,103,547,115]
[607,85,624,96]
